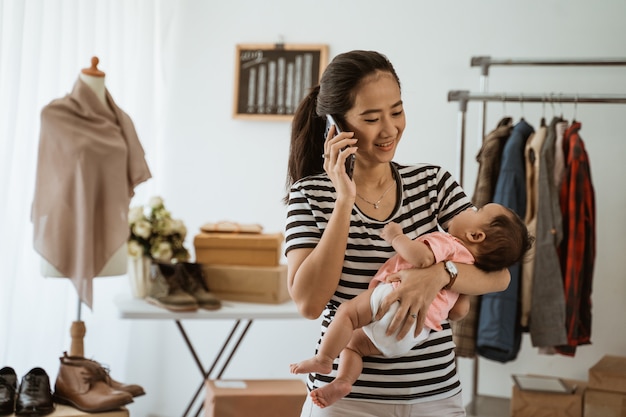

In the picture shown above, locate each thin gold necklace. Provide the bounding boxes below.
[356,180,395,209]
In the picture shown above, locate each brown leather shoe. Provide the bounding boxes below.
[15,367,55,416]
[60,353,145,398]
[0,367,17,416]
[54,359,133,413]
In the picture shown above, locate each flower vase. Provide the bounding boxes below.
[128,256,152,298]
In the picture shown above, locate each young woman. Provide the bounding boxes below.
[284,50,510,416]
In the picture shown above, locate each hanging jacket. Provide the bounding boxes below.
[520,124,546,329]
[556,121,596,356]
[553,121,569,188]
[529,117,568,348]
[472,117,515,207]
[476,119,533,363]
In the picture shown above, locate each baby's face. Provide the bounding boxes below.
[449,203,509,237]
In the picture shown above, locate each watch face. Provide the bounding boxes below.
[445,261,458,275]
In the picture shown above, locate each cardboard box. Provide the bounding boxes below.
[201,264,290,304]
[511,379,586,417]
[194,232,283,267]
[584,388,626,417]
[205,379,307,417]
[588,355,626,394]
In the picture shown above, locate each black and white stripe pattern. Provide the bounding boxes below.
[285,162,472,403]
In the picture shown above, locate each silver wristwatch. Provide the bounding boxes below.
[443,260,458,290]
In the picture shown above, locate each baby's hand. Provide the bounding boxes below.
[382,222,403,243]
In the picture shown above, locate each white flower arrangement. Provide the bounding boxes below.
[127,196,190,262]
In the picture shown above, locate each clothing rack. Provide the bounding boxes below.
[448,90,626,186]
[447,56,626,417]
[470,56,626,150]
[471,56,626,74]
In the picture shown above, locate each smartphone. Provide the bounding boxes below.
[326,114,356,179]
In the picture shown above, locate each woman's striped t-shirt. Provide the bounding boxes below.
[284,162,472,403]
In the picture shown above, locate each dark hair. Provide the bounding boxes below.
[473,209,534,272]
[284,50,400,202]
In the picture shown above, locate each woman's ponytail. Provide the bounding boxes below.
[285,85,325,201]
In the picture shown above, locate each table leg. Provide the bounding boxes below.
[175,319,254,417]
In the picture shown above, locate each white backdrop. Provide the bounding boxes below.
[1,1,625,416]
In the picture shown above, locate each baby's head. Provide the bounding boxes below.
[449,203,533,271]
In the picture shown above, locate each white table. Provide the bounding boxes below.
[116,296,303,417]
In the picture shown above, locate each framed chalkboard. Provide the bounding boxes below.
[233,44,328,120]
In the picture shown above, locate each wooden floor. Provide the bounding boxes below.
[466,395,510,417]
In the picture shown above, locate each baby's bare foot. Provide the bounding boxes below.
[289,356,333,374]
[310,380,352,408]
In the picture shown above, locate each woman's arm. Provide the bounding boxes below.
[451,263,510,294]
[287,198,354,319]
[287,129,358,319]
[376,262,510,339]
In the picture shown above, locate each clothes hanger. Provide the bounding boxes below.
[572,94,579,124]
[559,93,569,124]
[519,93,525,121]
[540,95,547,127]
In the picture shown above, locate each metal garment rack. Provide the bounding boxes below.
[447,56,626,416]
[470,56,626,151]
[448,90,626,186]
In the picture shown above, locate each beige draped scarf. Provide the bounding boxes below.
[32,77,152,308]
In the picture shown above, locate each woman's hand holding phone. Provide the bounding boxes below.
[325,115,357,179]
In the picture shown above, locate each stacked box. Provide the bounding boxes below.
[511,378,586,417]
[194,232,283,267]
[205,379,306,417]
[194,231,289,304]
[201,264,289,304]
[585,355,626,417]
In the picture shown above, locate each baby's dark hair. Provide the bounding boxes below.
[473,208,534,272]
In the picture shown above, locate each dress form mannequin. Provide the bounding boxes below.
[41,56,128,278]
[39,57,128,357]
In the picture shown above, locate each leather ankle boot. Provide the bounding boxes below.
[60,352,145,398]
[145,262,199,312]
[54,359,133,413]
[0,367,17,416]
[15,367,54,416]
[180,262,221,310]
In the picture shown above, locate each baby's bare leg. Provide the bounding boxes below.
[310,329,381,408]
[290,288,376,375]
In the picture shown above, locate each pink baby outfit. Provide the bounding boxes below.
[363,231,474,356]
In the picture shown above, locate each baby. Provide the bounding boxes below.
[290,203,532,408]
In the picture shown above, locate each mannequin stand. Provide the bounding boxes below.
[69,299,86,357]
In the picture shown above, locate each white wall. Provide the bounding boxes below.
[22,1,626,416]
